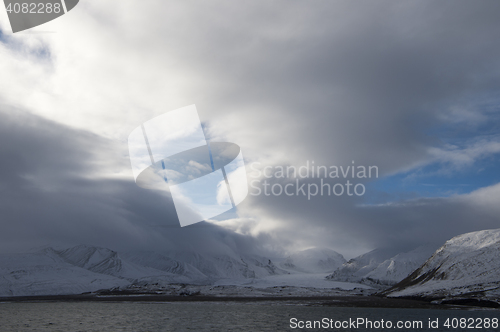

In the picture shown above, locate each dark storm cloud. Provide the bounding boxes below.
[238,176,500,257]
[141,1,500,173]
[176,0,500,254]
[0,105,270,257]
[0,105,164,250]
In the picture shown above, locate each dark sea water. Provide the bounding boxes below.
[0,302,499,331]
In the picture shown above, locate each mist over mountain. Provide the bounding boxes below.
[326,245,438,287]
[279,247,346,273]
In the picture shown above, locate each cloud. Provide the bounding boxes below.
[1,1,500,257]
[428,137,500,170]
[237,176,500,258]
[0,106,276,259]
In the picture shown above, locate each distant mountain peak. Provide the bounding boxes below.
[383,228,500,303]
[326,245,438,287]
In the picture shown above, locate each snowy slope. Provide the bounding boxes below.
[163,251,287,280]
[326,247,402,284]
[214,273,371,290]
[0,245,289,297]
[0,251,129,297]
[279,248,346,273]
[0,246,209,296]
[122,251,209,283]
[385,229,500,300]
[327,246,436,286]
[50,245,171,281]
[0,243,380,297]
[362,246,438,286]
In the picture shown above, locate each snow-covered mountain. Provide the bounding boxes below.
[384,229,500,302]
[326,245,437,286]
[122,251,208,283]
[362,246,438,286]
[124,250,286,282]
[51,245,170,281]
[279,248,346,273]
[0,244,288,297]
[0,250,129,297]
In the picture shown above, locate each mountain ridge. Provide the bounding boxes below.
[382,228,500,305]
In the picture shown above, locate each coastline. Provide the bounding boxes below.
[0,293,486,310]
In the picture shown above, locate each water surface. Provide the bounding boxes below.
[0,302,498,331]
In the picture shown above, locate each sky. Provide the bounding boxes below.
[1,1,500,258]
